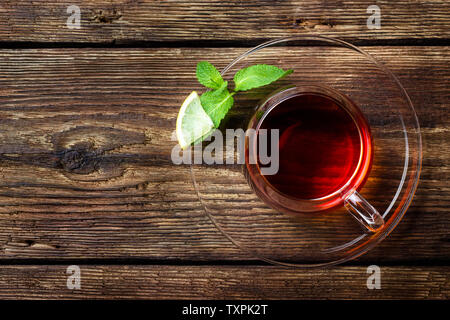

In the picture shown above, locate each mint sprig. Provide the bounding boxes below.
[194,61,293,142]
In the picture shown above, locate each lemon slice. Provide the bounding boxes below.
[176,91,214,149]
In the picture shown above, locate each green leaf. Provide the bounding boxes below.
[200,81,234,127]
[196,61,224,89]
[233,64,293,92]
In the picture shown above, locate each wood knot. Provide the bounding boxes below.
[59,142,99,174]
[293,18,336,29]
[51,126,147,182]
[90,9,122,23]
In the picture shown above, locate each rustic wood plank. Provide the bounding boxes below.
[0,1,449,43]
[0,265,447,299]
[0,47,448,261]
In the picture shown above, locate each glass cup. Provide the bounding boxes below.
[245,85,384,232]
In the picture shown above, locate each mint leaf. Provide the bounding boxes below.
[200,81,234,127]
[196,61,224,89]
[233,64,293,92]
[177,61,293,147]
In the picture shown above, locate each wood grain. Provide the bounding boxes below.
[0,1,449,43]
[0,47,448,262]
[0,265,447,299]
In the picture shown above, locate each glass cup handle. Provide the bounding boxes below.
[344,191,384,232]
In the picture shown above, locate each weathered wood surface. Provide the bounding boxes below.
[0,1,449,43]
[0,0,448,301]
[0,47,448,262]
[0,265,447,299]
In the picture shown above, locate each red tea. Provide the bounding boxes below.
[246,89,373,212]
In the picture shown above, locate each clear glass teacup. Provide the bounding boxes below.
[244,85,384,232]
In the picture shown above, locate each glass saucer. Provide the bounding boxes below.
[190,36,422,267]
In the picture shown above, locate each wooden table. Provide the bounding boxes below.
[0,1,448,299]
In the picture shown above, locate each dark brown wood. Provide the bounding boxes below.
[0,47,448,262]
[0,1,448,43]
[0,0,448,301]
[0,265,447,299]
